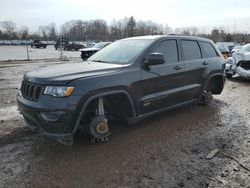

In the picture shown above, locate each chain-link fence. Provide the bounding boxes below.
[0,35,122,61]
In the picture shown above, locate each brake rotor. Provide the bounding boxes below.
[89,116,111,142]
[96,120,109,134]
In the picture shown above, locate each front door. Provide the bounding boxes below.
[140,39,187,114]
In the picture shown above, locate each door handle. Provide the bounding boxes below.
[174,66,183,70]
[202,62,208,65]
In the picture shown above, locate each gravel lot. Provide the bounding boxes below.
[0,57,249,188]
[0,45,81,61]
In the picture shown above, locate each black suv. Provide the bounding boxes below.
[31,39,47,48]
[54,38,84,51]
[17,35,225,145]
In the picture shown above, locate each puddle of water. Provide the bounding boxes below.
[0,106,22,121]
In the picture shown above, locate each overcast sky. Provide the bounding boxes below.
[1,0,250,33]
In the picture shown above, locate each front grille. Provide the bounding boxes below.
[20,81,43,101]
[238,61,250,70]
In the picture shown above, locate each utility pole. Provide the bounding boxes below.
[60,36,63,61]
[233,19,236,43]
[26,36,30,61]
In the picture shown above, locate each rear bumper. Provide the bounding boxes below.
[17,91,76,143]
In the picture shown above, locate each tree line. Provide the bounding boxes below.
[0,16,249,43]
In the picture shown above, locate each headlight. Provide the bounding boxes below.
[44,86,74,97]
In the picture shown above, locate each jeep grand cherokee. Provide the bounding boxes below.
[17,35,225,145]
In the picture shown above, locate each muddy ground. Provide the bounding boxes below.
[0,59,249,188]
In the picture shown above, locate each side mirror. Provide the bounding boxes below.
[143,53,165,68]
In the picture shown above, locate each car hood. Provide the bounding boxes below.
[80,47,100,52]
[25,62,125,85]
[232,51,250,61]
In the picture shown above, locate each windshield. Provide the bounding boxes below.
[89,39,153,64]
[240,44,250,53]
[93,42,110,49]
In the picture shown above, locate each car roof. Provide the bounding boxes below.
[122,35,213,43]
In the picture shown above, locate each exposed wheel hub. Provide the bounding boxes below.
[96,120,109,134]
[89,116,110,143]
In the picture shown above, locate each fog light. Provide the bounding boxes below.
[40,111,65,122]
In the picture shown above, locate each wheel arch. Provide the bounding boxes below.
[203,73,225,95]
[72,90,136,133]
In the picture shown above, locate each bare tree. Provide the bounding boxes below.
[211,29,220,42]
[110,20,123,40]
[164,24,173,34]
[127,16,136,37]
[0,29,3,39]
[38,25,48,40]
[18,26,29,39]
[47,23,57,40]
[1,20,16,38]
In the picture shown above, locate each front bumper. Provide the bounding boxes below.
[17,91,78,143]
[236,67,250,79]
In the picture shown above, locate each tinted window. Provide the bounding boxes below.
[200,42,218,58]
[89,39,153,64]
[181,40,201,61]
[152,40,178,62]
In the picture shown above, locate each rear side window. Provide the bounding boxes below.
[180,40,201,61]
[152,40,178,63]
[199,42,218,58]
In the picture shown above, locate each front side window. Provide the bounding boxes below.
[181,40,201,61]
[200,41,218,58]
[151,40,178,63]
[89,39,153,64]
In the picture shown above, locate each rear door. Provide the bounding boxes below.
[140,39,187,114]
[179,40,204,100]
[199,41,222,81]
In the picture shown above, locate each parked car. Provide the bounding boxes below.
[54,38,84,51]
[225,43,250,79]
[3,40,11,45]
[64,41,85,51]
[80,42,111,60]
[54,37,68,50]
[231,45,243,54]
[10,40,19,45]
[216,42,235,59]
[31,39,47,48]
[17,35,225,145]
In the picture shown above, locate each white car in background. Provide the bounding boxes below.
[216,42,236,59]
[231,45,243,54]
[225,44,250,79]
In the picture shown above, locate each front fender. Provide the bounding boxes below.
[72,90,136,133]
